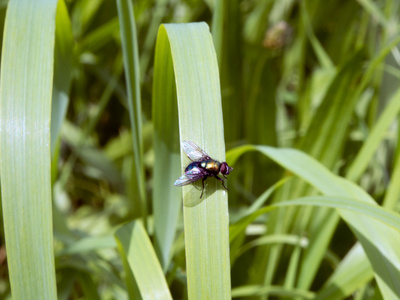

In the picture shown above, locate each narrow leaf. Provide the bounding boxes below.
[231,285,314,299]
[116,0,147,224]
[346,86,400,182]
[154,22,231,299]
[152,21,181,270]
[315,243,373,300]
[228,145,400,299]
[115,221,172,299]
[0,0,58,298]
[51,0,73,153]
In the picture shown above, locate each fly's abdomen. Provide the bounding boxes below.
[200,159,220,174]
[185,162,199,172]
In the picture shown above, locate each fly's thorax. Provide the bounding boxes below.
[200,159,220,173]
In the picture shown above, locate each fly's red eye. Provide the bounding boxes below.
[220,163,226,174]
[221,162,232,175]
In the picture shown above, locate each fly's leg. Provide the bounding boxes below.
[200,176,207,198]
[215,175,229,191]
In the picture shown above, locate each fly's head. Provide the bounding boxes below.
[220,162,233,176]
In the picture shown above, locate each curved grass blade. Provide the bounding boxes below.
[358,0,389,28]
[383,147,400,210]
[301,1,333,69]
[232,234,308,263]
[51,0,73,153]
[346,86,400,182]
[289,36,400,292]
[274,197,400,232]
[77,18,119,53]
[51,0,73,244]
[230,177,290,223]
[71,0,102,38]
[244,51,364,294]
[211,0,242,143]
[152,22,181,270]
[231,196,385,299]
[315,243,373,300]
[115,221,172,300]
[154,23,231,298]
[231,285,314,299]
[58,235,116,256]
[60,121,124,188]
[116,0,147,225]
[139,0,169,79]
[0,0,58,298]
[227,145,400,299]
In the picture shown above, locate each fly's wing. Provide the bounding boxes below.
[174,174,199,186]
[181,140,210,161]
[174,167,204,186]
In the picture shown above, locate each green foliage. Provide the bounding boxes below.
[1,0,400,299]
[154,23,231,299]
[0,0,58,298]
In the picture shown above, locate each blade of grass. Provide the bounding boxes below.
[116,0,147,226]
[243,1,273,44]
[139,0,169,79]
[77,18,119,53]
[357,0,389,28]
[152,22,181,270]
[0,0,58,298]
[115,221,172,299]
[211,0,242,143]
[56,55,125,193]
[58,235,117,256]
[274,197,400,231]
[230,199,377,299]
[297,51,364,167]
[383,145,400,210]
[346,86,400,182]
[244,52,279,197]
[301,1,333,69]
[267,37,400,292]
[252,51,364,293]
[51,0,74,248]
[315,243,373,300]
[292,36,400,292]
[71,0,102,38]
[231,285,314,299]
[229,194,400,248]
[153,22,231,298]
[119,244,141,299]
[228,145,400,299]
[51,0,73,153]
[230,177,290,223]
[60,121,123,188]
[232,234,308,263]
[211,0,224,62]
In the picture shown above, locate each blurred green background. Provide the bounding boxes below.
[1,0,400,299]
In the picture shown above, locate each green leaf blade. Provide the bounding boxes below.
[229,145,400,299]
[0,0,58,298]
[152,23,181,271]
[116,0,147,224]
[115,221,172,300]
[153,22,231,299]
[51,0,73,153]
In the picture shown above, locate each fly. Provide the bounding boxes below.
[174,141,233,198]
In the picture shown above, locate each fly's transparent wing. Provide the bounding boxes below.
[174,174,199,186]
[181,140,210,161]
[174,166,204,186]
